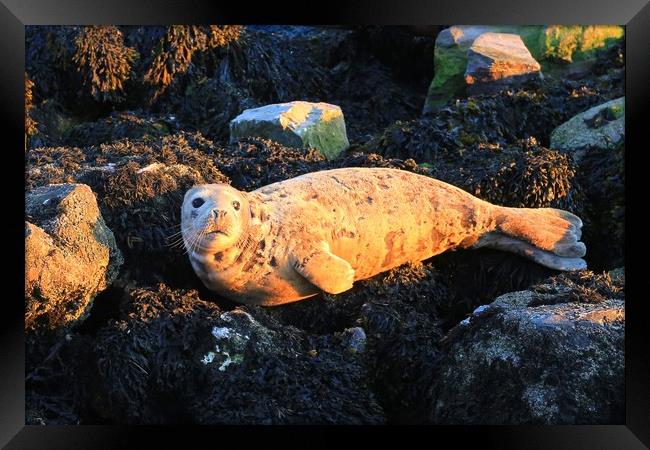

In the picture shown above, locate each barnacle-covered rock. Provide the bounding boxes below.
[92,284,385,424]
[430,269,624,424]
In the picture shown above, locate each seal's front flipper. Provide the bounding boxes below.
[473,232,587,271]
[293,244,355,294]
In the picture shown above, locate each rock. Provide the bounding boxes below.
[464,33,541,95]
[25,184,123,332]
[230,101,350,160]
[423,25,624,113]
[550,97,624,160]
[430,270,624,424]
[92,284,385,424]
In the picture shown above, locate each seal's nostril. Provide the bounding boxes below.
[212,209,219,219]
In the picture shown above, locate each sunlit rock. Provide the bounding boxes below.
[25,183,123,332]
[230,101,350,160]
[464,33,542,95]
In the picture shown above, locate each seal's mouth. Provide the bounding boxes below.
[207,230,228,236]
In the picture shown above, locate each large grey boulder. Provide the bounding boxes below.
[464,33,541,95]
[550,97,624,160]
[430,270,625,424]
[229,101,350,160]
[25,183,123,332]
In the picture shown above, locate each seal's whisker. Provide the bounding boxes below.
[189,230,203,255]
[165,230,185,239]
[165,237,185,246]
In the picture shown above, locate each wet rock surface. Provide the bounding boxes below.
[25,25,625,425]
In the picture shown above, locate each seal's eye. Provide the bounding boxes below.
[232,200,241,211]
[192,198,205,208]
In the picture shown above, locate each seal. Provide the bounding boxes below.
[181,167,586,306]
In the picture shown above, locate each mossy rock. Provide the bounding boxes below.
[230,102,350,160]
[424,25,623,112]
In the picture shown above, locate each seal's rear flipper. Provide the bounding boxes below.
[493,207,586,258]
[473,232,587,271]
[293,244,356,294]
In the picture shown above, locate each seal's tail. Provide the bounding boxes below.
[473,207,587,271]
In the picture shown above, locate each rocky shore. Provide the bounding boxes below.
[25,25,624,424]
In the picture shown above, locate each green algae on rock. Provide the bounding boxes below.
[230,102,350,160]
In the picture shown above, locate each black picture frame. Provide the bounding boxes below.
[3,0,648,448]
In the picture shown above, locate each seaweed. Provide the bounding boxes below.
[529,269,624,306]
[144,26,242,102]
[575,142,624,271]
[72,26,138,104]
[25,74,38,142]
[92,284,385,424]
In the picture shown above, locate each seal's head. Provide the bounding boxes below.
[181,184,250,253]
